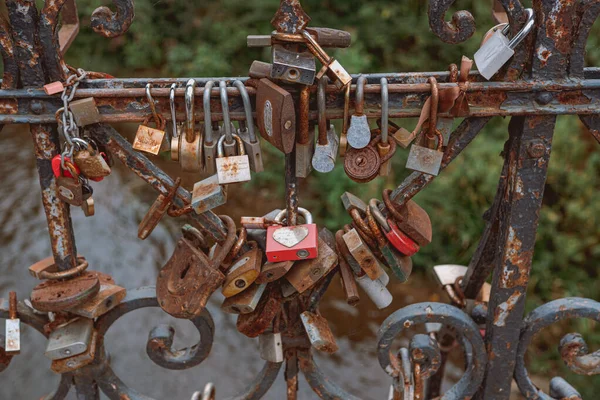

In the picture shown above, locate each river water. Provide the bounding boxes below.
[0,124,447,399]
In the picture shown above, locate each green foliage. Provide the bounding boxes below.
[58,1,600,396]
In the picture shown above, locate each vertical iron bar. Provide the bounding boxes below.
[7,0,77,271]
[285,152,298,226]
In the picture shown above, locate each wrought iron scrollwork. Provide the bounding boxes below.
[91,0,135,38]
[427,0,476,44]
[515,297,600,399]
[377,302,487,400]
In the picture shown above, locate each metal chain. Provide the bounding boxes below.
[57,68,88,168]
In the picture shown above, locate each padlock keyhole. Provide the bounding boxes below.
[180,263,192,279]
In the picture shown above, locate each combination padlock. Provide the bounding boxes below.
[266,208,318,262]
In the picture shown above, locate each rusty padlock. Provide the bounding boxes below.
[237,284,282,338]
[222,241,263,298]
[156,216,236,319]
[383,189,432,247]
[256,78,296,154]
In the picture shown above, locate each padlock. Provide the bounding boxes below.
[138,178,181,240]
[258,332,284,363]
[44,81,65,95]
[382,189,432,247]
[69,97,101,126]
[52,154,79,178]
[347,76,370,149]
[300,311,338,353]
[378,77,393,177]
[256,78,296,154]
[284,230,338,294]
[214,133,251,184]
[301,30,352,90]
[406,77,444,176]
[81,196,95,217]
[191,174,227,214]
[295,86,315,178]
[379,244,413,283]
[342,228,383,281]
[237,284,282,338]
[248,60,272,79]
[56,160,84,206]
[266,208,318,262]
[66,272,126,319]
[50,329,98,374]
[221,283,266,314]
[30,271,100,313]
[246,209,282,252]
[271,44,316,86]
[256,260,295,283]
[355,273,393,309]
[369,199,420,257]
[72,138,112,179]
[157,216,236,319]
[202,81,220,175]
[234,80,264,173]
[341,191,368,214]
[179,79,203,172]
[344,135,383,183]
[5,292,20,354]
[222,242,262,298]
[280,280,297,298]
[312,76,339,173]
[339,84,351,157]
[45,317,94,360]
[133,85,167,155]
[474,8,534,80]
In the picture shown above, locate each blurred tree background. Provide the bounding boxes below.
[58,0,600,397]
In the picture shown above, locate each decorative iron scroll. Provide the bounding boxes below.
[0,0,599,399]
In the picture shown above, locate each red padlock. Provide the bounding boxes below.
[384,218,420,256]
[266,208,318,262]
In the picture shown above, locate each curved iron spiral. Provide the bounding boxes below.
[91,0,135,38]
[427,0,476,44]
[377,302,487,400]
[514,297,600,400]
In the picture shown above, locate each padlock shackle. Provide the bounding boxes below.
[217,133,245,158]
[380,77,389,145]
[508,8,534,50]
[369,199,390,232]
[233,80,258,144]
[317,76,328,146]
[71,137,91,153]
[342,82,351,136]
[184,79,196,143]
[427,77,439,141]
[219,81,233,144]
[169,83,178,140]
[274,207,313,225]
[145,83,162,129]
[204,81,216,143]
[355,75,366,115]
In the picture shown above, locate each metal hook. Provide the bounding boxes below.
[184,79,196,143]
[381,77,389,145]
[233,80,257,143]
[145,83,161,127]
[203,81,216,144]
[169,83,178,140]
[219,81,233,144]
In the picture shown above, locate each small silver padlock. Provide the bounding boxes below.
[203,81,221,175]
[355,273,393,309]
[271,44,316,86]
[474,8,534,80]
[346,76,370,149]
[234,80,264,173]
[191,174,227,214]
[45,318,93,360]
[312,76,339,173]
[258,332,284,363]
[215,133,251,184]
[300,311,339,353]
[5,292,20,354]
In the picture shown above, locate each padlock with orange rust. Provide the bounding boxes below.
[382,189,433,247]
[369,199,420,257]
[156,215,237,319]
[133,84,167,156]
[266,208,318,263]
[138,178,183,240]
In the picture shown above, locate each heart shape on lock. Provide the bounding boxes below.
[272,226,310,248]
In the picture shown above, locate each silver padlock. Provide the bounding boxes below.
[219,81,238,157]
[179,79,203,172]
[215,133,251,184]
[271,44,316,86]
[342,228,383,281]
[234,80,264,173]
[312,77,339,173]
[5,292,20,354]
[45,318,93,360]
[222,283,266,314]
[203,81,221,175]
[356,273,393,309]
[191,174,227,214]
[474,8,534,80]
[347,76,370,149]
[258,332,284,363]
